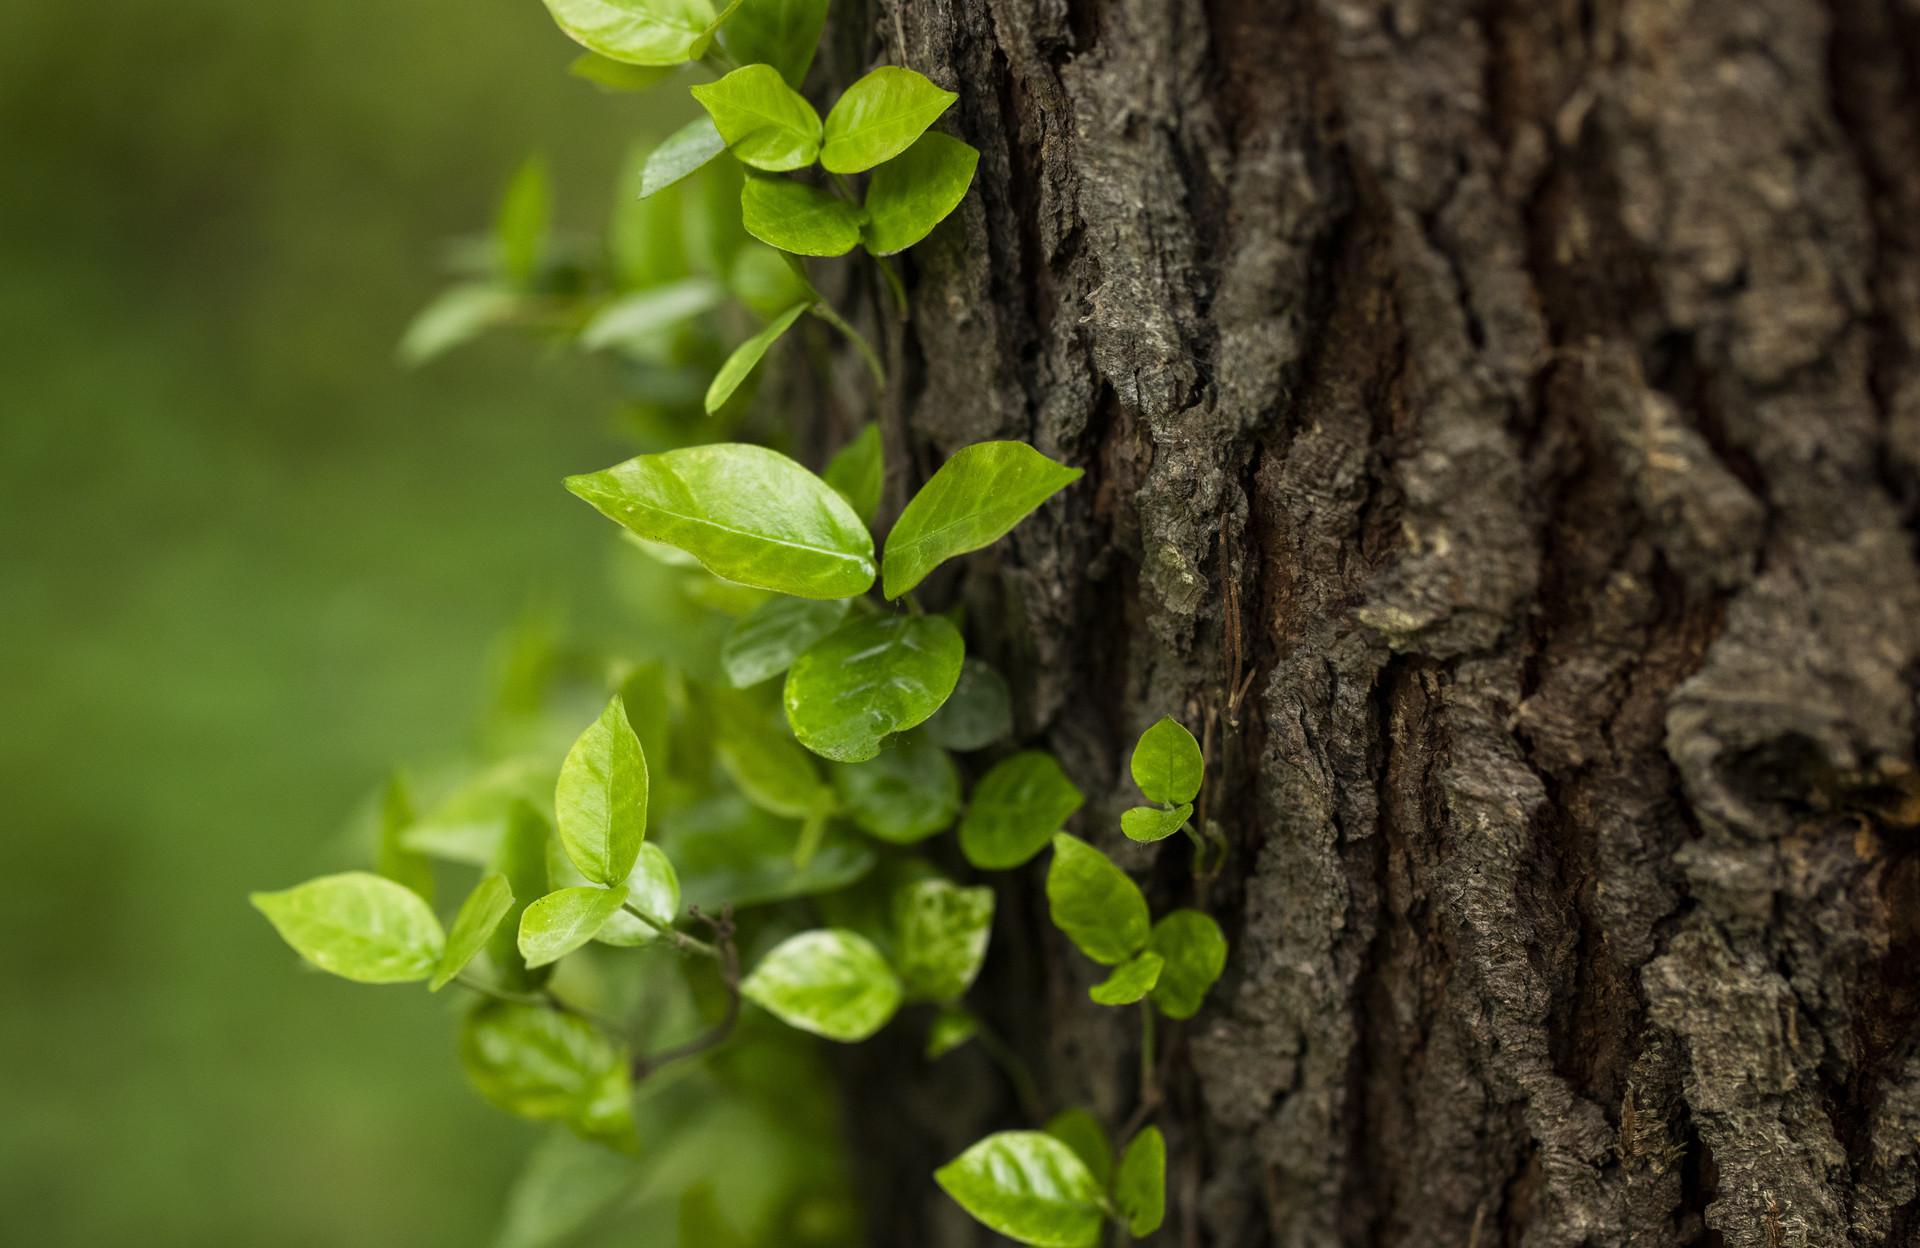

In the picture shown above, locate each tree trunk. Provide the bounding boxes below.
[823,1,1920,1243]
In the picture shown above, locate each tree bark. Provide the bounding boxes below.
[821,1,1920,1243]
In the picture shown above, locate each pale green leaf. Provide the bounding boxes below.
[783,613,965,762]
[490,800,554,990]
[1043,1108,1112,1190]
[832,731,961,844]
[567,443,876,598]
[823,422,884,525]
[934,1131,1104,1248]
[460,1000,634,1148]
[518,884,632,969]
[398,756,552,866]
[592,844,681,947]
[251,871,445,985]
[740,175,863,257]
[540,0,717,66]
[862,132,979,255]
[496,156,551,286]
[1045,834,1149,966]
[957,750,1084,870]
[554,696,650,886]
[711,693,831,818]
[705,300,812,413]
[1115,1126,1166,1236]
[1147,908,1227,1020]
[723,596,850,687]
[821,67,958,174]
[894,877,994,1002]
[1131,715,1203,806]
[923,658,1013,751]
[1120,802,1191,844]
[1088,950,1163,1006]
[580,277,724,352]
[690,63,822,171]
[432,873,515,991]
[714,0,829,87]
[926,1004,979,1059]
[567,51,675,92]
[883,441,1082,598]
[374,772,434,902]
[396,283,518,366]
[741,928,903,1041]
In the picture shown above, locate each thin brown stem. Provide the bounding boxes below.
[631,905,741,1080]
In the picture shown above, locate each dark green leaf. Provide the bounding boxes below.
[741,928,903,1041]
[1131,715,1203,806]
[1045,834,1149,966]
[555,696,650,886]
[490,800,554,990]
[934,1132,1104,1248]
[882,441,1082,598]
[1088,950,1163,1006]
[690,64,822,171]
[894,877,994,1002]
[580,277,725,352]
[705,301,812,413]
[1043,1108,1113,1190]
[821,67,957,174]
[823,422,885,525]
[669,794,875,909]
[723,596,851,687]
[926,1004,979,1059]
[1115,1126,1166,1236]
[741,175,864,257]
[1147,908,1227,1020]
[784,613,965,762]
[496,156,551,286]
[460,1000,634,1148]
[540,0,717,66]
[714,0,829,87]
[1120,802,1191,844]
[518,884,631,969]
[862,132,979,255]
[251,872,444,984]
[567,51,675,92]
[957,750,1084,870]
[679,1183,750,1248]
[923,658,1013,751]
[432,873,515,991]
[832,731,961,843]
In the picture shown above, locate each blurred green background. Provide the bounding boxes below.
[0,2,669,1242]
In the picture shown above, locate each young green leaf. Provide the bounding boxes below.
[590,843,681,947]
[741,928,903,1041]
[705,300,812,413]
[1120,802,1192,844]
[431,873,515,991]
[1115,1126,1166,1236]
[894,877,994,1002]
[540,0,716,67]
[639,116,725,196]
[1045,834,1149,966]
[690,64,822,171]
[555,696,650,886]
[1043,1108,1113,1190]
[251,872,445,985]
[821,67,958,174]
[1131,715,1203,806]
[862,132,979,255]
[957,750,1084,869]
[1147,908,1228,1020]
[580,277,725,352]
[784,613,965,761]
[741,176,863,257]
[934,1132,1105,1248]
[883,441,1082,598]
[923,658,1014,751]
[832,732,961,843]
[823,422,885,525]
[460,1000,634,1147]
[567,51,676,92]
[714,0,830,87]
[926,1004,979,1059]
[566,443,876,598]
[1088,950,1163,1006]
[712,695,831,818]
[518,884,632,969]
[397,283,519,367]
[495,156,551,287]
[490,800,554,989]
[374,772,434,903]
[722,596,850,687]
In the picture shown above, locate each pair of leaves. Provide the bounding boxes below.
[1046,836,1228,1015]
[1044,1113,1166,1238]
[736,133,978,259]
[1121,716,1205,843]
[693,63,955,175]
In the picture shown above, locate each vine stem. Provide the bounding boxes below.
[453,972,624,1034]
[808,300,887,388]
[631,905,741,1080]
[1119,1003,1164,1143]
[623,902,720,959]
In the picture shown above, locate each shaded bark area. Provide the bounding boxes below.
[827,0,1920,1243]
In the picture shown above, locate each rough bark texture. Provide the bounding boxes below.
[820,1,1920,1243]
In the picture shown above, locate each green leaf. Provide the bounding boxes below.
[496,156,551,287]
[784,613,965,762]
[728,242,814,319]
[740,176,863,257]
[1043,1108,1113,1190]
[518,884,632,969]
[1045,834,1149,966]
[567,443,876,598]
[396,283,518,366]
[540,0,717,66]
[1115,1126,1166,1236]
[567,51,675,92]
[926,1004,979,1059]
[679,1183,750,1248]
[832,732,961,843]
[1147,908,1227,1020]
[460,1000,634,1148]
[431,873,515,991]
[957,750,1084,870]
[494,1128,643,1248]
[705,300,812,413]
[934,1132,1105,1248]
[741,928,903,1041]
[823,422,885,526]
[689,64,822,171]
[251,872,445,985]
[862,131,979,255]
[923,658,1013,751]
[1120,802,1192,844]
[374,773,434,903]
[671,794,875,909]
[894,877,994,1002]
[555,696,650,886]
[882,441,1082,598]
[580,277,725,352]
[592,844,682,947]
[723,596,850,687]
[490,801,554,990]
[714,0,829,87]
[711,693,832,818]
[1088,950,1163,1006]
[1131,715,1203,806]
[821,67,958,174]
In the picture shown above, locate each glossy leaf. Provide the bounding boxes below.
[883,441,1082,598]
[554,696,650,887]
[926,1004,979,1059]
[567,443,876,598]
[894,878,994,1002]
[1120,802,1191,844]
[934,1132,1105,1248]
[821,67,957,174]
[431,873,515,991]
[518,884,631,969]
[690,64,822,171]
[637,116,726,200]
[823,422,884,526]
[1043,1108,1113,1190]
[705,301,811,413]
[862,132,979,255]
[591,844,681,947]
[496,156,550,287]
[741,176,863,257]
[1045,834,1149,966]
[580,277,725,352]
[1132,715,1203,806]
[923,658,1013,751]
[832,732,961,844]
[374,773,434,903]
[1115,1126,1166,1236]
[251,872,444,985]
[957,750,1084,870]
[490,801,554,989]
[784,613,965,762]
[1088,950,1163,1006]
[540,0,717,67]
[722,596,850,687]
[715,0,829,87]
[567,51,675,92]
[741,928,903,1041]
[1147,908,1228,1020]
[460,1000,634,1147]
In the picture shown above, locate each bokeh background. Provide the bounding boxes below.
[0,2,673,1242]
